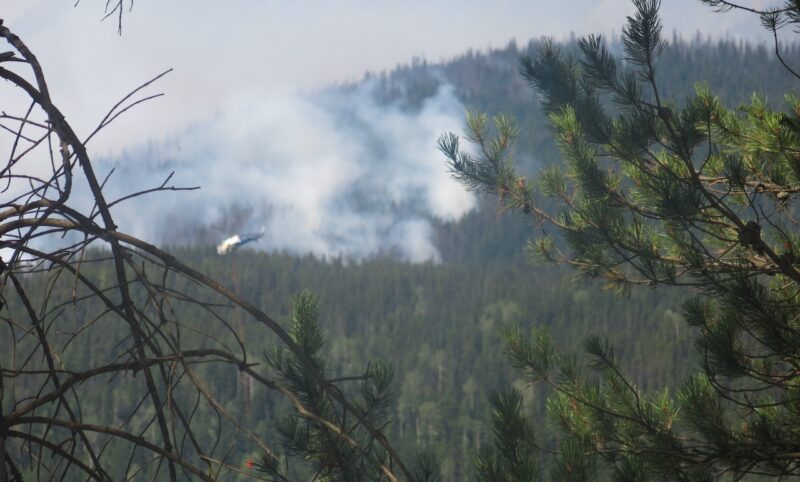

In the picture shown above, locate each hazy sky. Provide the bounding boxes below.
[3,1,779,155]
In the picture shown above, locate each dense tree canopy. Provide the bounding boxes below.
[442,0,800,479]
[6,1,800,480]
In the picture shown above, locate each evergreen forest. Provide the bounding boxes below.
[4,22,800,479]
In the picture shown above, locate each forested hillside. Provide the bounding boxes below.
[417,36,800,265]
[4,35,799,480]
[7,250,690,480]
[371,34,800,162]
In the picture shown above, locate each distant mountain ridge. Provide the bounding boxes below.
[363,35,800,169]
[371,36,800,264]
[96,36,800,264]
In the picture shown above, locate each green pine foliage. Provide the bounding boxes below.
[369,20,800,180]
[256,290,429,481]
[7,6,800,479]
[474,388,539,481]
[377,23,800,268]
[442,0,800,478]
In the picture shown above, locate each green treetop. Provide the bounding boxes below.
[441,0,800,479]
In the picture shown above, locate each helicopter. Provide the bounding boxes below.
[216,228,265,255]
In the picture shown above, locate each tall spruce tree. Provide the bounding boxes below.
[251,290,440,481]
[441,0,800,479]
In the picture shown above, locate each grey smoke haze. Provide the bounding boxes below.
[4,1,776,158]
[4,1,780,262]
[90,83,476,262]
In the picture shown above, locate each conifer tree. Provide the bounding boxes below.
[441,0,800,478]
[251,290,440,481]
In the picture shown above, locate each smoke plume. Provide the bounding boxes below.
[92,83,476,262]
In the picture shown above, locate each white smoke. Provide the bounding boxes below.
[92,82,476,262]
